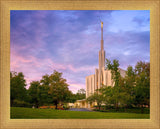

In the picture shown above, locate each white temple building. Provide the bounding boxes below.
[86,21,125,98]
[73,22,126,108]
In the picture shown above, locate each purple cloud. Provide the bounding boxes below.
[10,10,150,93]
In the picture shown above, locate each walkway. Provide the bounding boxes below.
[68,108,93,112]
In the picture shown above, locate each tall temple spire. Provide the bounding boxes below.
[98,21,105,89]
[99,21,105,70]
[101,21,104,50]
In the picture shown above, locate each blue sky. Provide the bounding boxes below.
[10,10,150,93]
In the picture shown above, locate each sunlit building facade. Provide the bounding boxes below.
[74,22,125,108]
[86,22,126,98]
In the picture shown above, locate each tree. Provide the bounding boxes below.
[38,74,53,105]
[102,59,150,112]
[98,86,113,107]
[48,70,70,109]
[134,61,150,112]
[106,59,120,87]
[87,92,103,110]
[28,81,40,108]
[123,66,136,108]
[76,88,86,100]
[105,59,121,110]
[77,88,86,94]
[37,85,52,106]
[64,90,75,103]
[40,74,50,86]
[10,71,27,106]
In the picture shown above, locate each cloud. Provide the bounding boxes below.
[11,48,97,90]
[104,30,150,69]
[10,10,150,92]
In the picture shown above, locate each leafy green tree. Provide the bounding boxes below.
[106,59,120,87]
[123,66,136,107]
[63,90,74,103]
[102,59,150,112]
[98,86,113,106]
[40,74,50,86]
[87,92,103,110]
[105,59,133,109]
[106,59,121,110]
[134,61,150,111]
[48,70,70,109]
[37,85,52,106]
[10,71,27,106]
[77,88,86,94]
[28,81,40,108]
[38,74,53,105]
[65,92,77,103]
[76,88,86,100]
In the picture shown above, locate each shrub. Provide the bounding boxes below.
[99,110,105,112]
[49,106,56,109]
[93,109,100,111]
[12,99,32,108]
[39,106,49,109]
[63,105,69,110]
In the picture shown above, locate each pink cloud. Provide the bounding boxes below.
[69,83,85,94]
[10,50,92,91]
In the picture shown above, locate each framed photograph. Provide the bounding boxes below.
[0,0,160,128]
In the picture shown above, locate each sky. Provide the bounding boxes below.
[10,10,150,93]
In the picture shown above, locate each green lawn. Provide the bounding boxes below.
[11,107,150,119]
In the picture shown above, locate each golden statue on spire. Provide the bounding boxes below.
[101,21,103,28]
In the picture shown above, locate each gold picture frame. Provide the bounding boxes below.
[0,0,159,128]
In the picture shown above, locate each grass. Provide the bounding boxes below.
[11,107,150,119]
[93,108,150,114]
